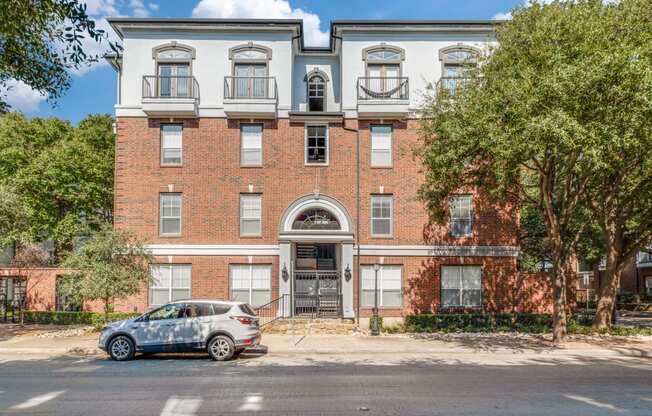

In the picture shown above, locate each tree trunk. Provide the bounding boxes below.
[103,298,111,324]
[552,263,568,345]
[594,264,623,329]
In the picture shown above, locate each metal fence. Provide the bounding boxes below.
[357,77,409,100]
[142,75,200,99]
[224,76,277,100]
[0,277,26,323]
[255,294,291,327]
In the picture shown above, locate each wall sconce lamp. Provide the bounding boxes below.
[344,265,352,282]
[282,264,289,282]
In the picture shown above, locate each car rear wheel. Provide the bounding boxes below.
[207,335,235,361]
[108,335,135,361]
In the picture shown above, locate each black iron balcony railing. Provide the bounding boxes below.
[224,76,277,100]
[437,77,472,96]
[142,76,199,100]
[357,77,409,100]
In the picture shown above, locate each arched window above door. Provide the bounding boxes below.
[292,208,341,230]
[228,43,272,99]
[151,42,196,98]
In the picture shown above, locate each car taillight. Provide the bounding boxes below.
[231,316,254,325]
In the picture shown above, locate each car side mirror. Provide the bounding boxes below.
[136,315,149,323]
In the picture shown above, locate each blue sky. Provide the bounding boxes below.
[6,0,523,124]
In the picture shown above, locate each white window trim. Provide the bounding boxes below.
[240,123,263,167]
[240,193,262,237]
[159,193,182,237]
[160,124,183,167]
[370,124,393,168]
[441,265,482,308]
[370,194,393,238]
[304,124,329,166]
[360,264,403,308]
[229,264,272,306]
[149,264,192,306]
[450,195,473,238]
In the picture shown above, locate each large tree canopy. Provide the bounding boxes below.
[0,113,115,260]
[417,0,651,341]
[0,0,120,111]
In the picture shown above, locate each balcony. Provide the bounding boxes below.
[356,77,409,118]
[436,77,472,96]
[223,76,278,118]
[141,76,199,117]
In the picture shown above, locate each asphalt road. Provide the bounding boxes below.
[0,352,651,415]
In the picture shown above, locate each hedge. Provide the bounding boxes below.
[21,311,140,329]
[404,313,562,333]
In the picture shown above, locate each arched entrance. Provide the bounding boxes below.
[278,194,355,318]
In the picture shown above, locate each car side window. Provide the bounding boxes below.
[212,304,232,315]
[187,303,213,317]
[148,303,184,321]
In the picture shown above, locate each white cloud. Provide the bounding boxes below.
[83,0,119,16]
[192,0,329,47]
[3,80,48,113]
[492,11,513,20]
[129,0,150,18]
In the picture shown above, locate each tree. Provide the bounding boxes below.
[417,0,623,343]
[0,184,29,247]
[0,113,115,260]
[0,0,120,111]
[60,225,152,319]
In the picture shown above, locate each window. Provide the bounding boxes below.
[160,193,182,236]
[240,194,262,236]
[292,209,340,230]
[439,45,479,94]
[55,276,81,312]
[229,44,271,99]
[450,195,473,237]
[308,75,325,112]
[148,303,185,321]
[371,195,392,237]
[361,45,405,99]
[361,265,402,307]
[371,125,392,167]
[240,124,263,166]
[161,125,182,166]
[149,264,191,306]
[646,276,652,296]
[638,251,652,264]
[229,264,272,307]
[441,265,482,308]
[305,125,328,165]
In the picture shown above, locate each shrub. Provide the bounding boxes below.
[22,310,140,329]
[404,313,555,333]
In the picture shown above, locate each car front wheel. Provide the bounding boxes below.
[108,335,135,361]
[207,335,235,361]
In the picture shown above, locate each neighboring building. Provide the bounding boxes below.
[4,19,558,319]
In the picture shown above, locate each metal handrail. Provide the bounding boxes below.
[224,76,277,100]
[357,77,409,100]
[255,294,291,327]
[436,76,473,96]
[142,75,200,100]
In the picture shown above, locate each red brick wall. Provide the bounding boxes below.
[114,117,518,246]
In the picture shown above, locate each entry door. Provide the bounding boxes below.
[234,64,266,98]
[158,64,190,97]
[367,64,400,95]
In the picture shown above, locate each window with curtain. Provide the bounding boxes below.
[240,124,263,166]
[361,265,402,307]
[240,194,262,236]
[161,125,182,166]
[160,193,182,236]
[229,264,271,307]
[371,195,392,237]
[450,195,472,237]
[441,265,482,307]
[149,264,191,306]
[371,125,392,167]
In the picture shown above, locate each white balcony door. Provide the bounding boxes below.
[234,64,266,98]
[366,64,400,96]
[158,64,190,97]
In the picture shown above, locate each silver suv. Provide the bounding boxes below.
[99,300,260,361]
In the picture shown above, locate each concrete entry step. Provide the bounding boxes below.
[262,318,356,335]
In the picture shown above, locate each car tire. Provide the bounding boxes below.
[207,335,235,361]
[108,335,136,361]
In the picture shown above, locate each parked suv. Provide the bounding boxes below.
[99,300,260,361]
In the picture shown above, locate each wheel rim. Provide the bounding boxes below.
[211,338,230,358]
[111,338,130,359]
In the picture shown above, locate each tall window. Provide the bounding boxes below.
[240,124,263,166]
[149,264,191,306]
[450,195,473,237]
[229,44,271,99]
[305,125,328,165]
[371,195,392,237]
[229,264,271,307]
[370,125,392,167]
[55,276,82,312]
[361,265,402,307]
[361,46,405,99]
[308,75,325,112]
[161,125,182,166]
[160,193,182,236]
[441,265,482,308]
[240,194,262,236]
[439,46,479,94]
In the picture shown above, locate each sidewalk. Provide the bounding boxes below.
[1,324,651,365]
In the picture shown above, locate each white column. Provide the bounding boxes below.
[279,241,292,316]
[341,242,355,318]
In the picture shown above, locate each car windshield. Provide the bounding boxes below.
[238,304,256,316]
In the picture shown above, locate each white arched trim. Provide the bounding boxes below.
[279,194,353,234]
[152,42,196,59]
[304,68,330,82]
